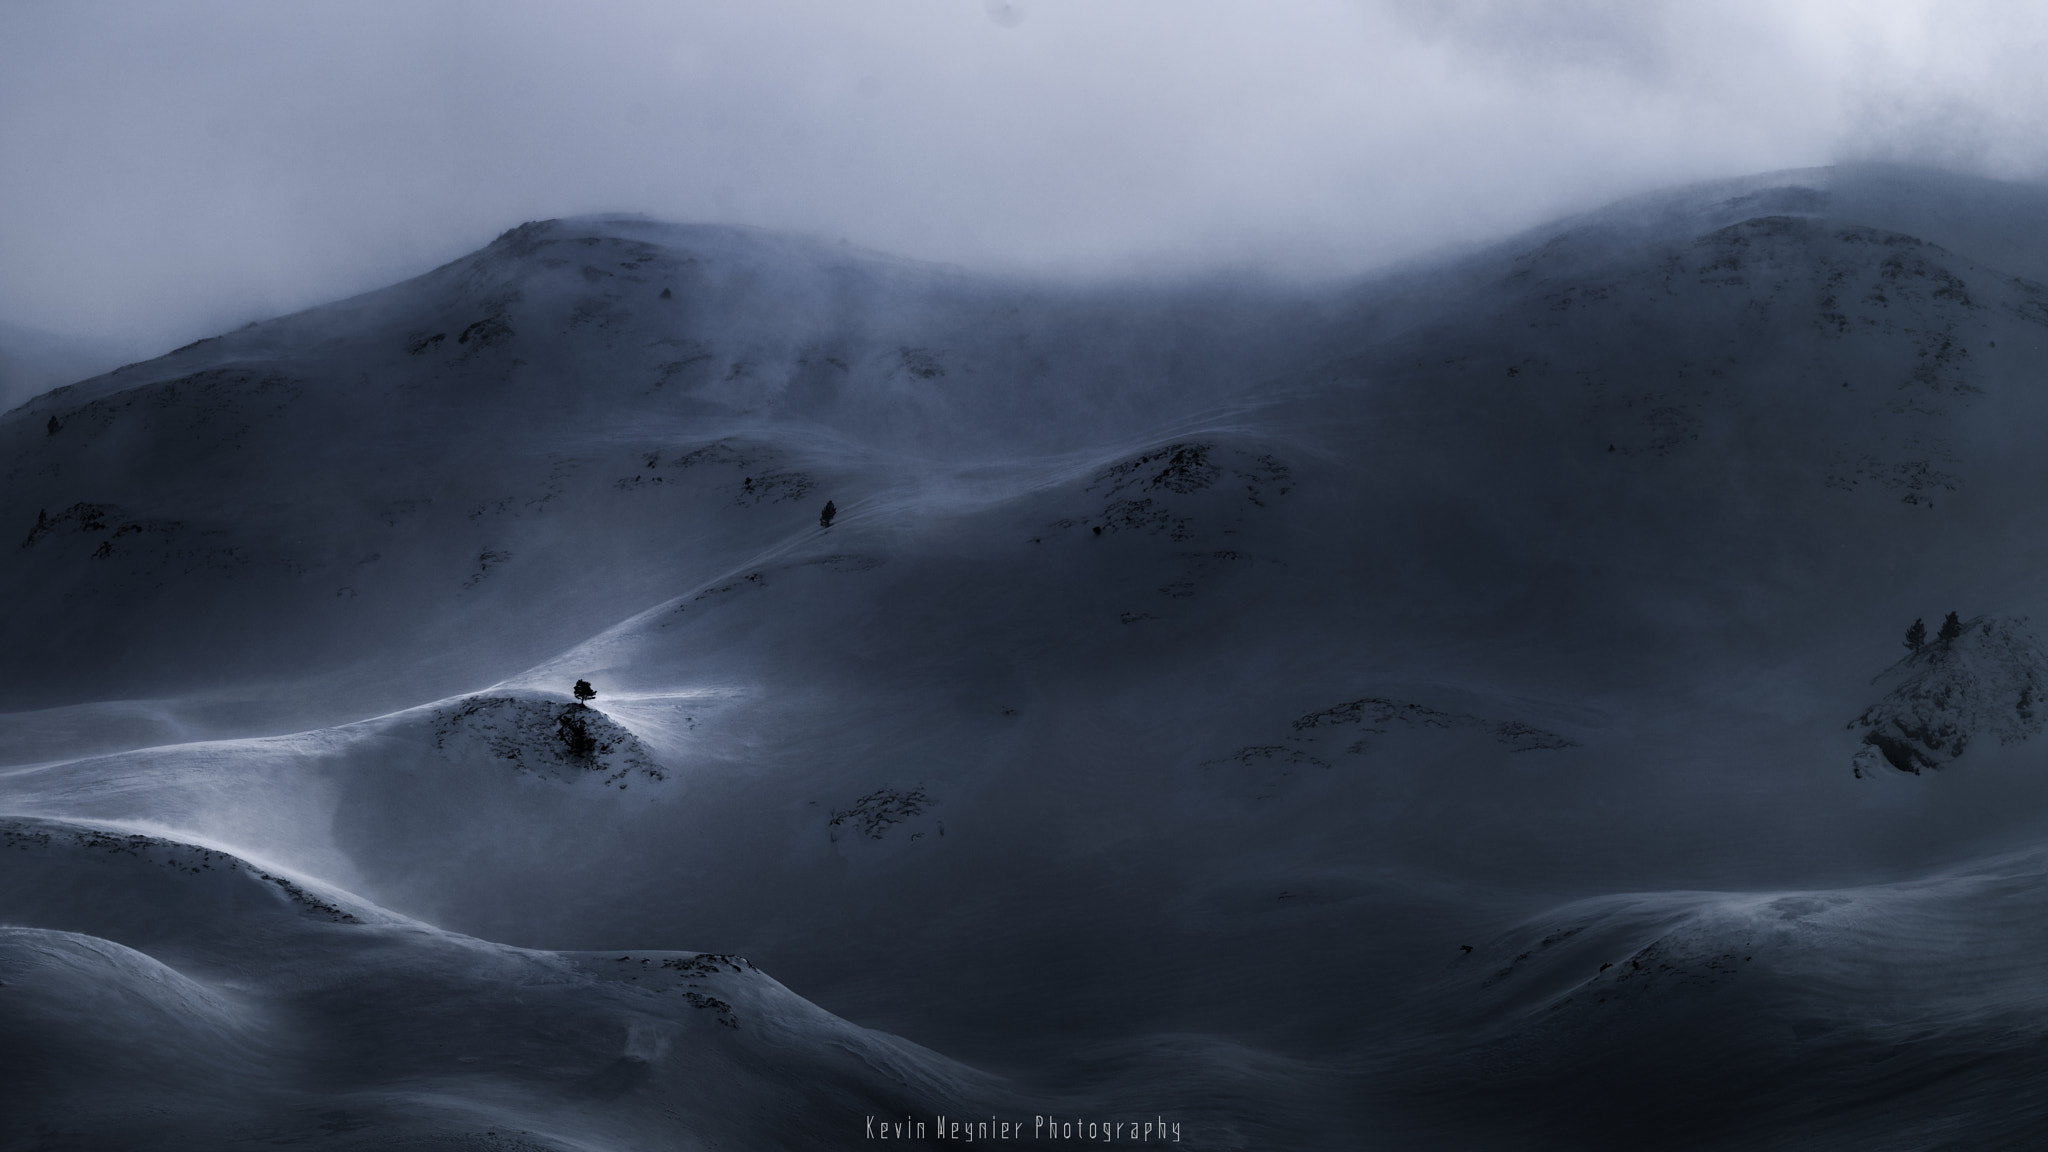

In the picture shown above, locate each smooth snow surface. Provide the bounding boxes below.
[9,163,2048,1148]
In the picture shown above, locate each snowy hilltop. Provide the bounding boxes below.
[1850,614,2048,775]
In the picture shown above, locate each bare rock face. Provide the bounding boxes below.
[1849,615,2048,776]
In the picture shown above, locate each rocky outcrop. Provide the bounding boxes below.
[1849,615,2048,775]
[1204,695,1578,799]
[827,787,941,843]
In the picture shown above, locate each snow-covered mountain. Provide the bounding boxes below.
[9,163,2048,1148]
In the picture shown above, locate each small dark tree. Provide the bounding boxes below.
[1939,612,1963,643]
[557,709,597,760]
[819,500,837,528]
[573,679,597,706]
[1904,618,1926,651]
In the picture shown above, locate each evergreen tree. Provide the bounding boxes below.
[573,679,596,705]
[1904,618,1926,651]
[1939,612,1963,643]
[819,500,837,528]
[557,709,597,759]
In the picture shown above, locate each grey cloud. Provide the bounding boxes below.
[1387,0,1683,77]
[0,1,2043,369]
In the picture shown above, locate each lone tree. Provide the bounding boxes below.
[1939,612,1963,643]
[1905,618,1926,651]
[819,500,837,528]
[572,679,597,706]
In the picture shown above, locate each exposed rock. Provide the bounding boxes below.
[1051,443,1293,542]
[1204,696,1578,799]
[828,787,934,842]
[1290,696,1578,754]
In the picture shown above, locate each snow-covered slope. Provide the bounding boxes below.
[0,816,1007,1151]
[1389,848,2048,1150]
[0,217,1311,716]
[1850,614,2048,775]
[12,165,2048,1148]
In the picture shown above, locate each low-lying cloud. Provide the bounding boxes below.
[1,0,2043,357]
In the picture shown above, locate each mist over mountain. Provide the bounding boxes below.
[8,163,2048,1149]
[0,320,143,420]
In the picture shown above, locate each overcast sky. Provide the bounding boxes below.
[3,0,2046,354]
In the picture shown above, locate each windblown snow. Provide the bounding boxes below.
[10,164,2048,1149]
